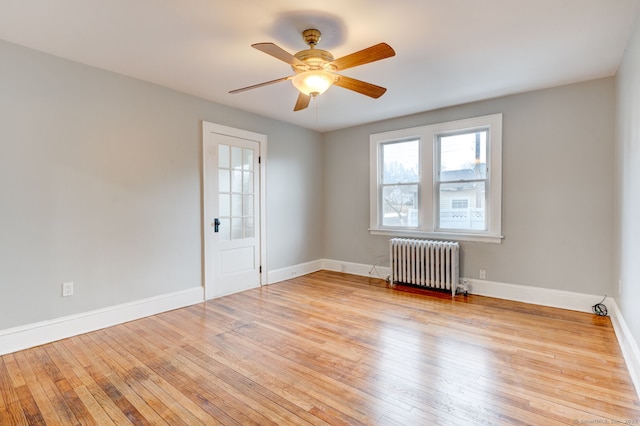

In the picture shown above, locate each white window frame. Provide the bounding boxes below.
[369,113,503,243]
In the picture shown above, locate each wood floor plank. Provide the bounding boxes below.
[0,359,28,425]
[95,328,210,426]
[53,339,133,425]
[102,326,237,425]
[13,385,45,426]
[78,333,171,426]
[1,270,639,425]
[12,350,65,425]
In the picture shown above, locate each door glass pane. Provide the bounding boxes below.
[243,148,254,171]
[382,184,418,227]
[231,194,242,216]
[231,146,243,170]
[243,171,253,193]
[231,218,243,239]
[219,144,230,168]
[243,194,253,216]
[232,170,243,193]
[382,140,419,184]
[439,181,486,230]
[218,170,230,192]
[439,131,487,180]
[219,194,230,217]
[244,217,255,238]
[219,218,231,241]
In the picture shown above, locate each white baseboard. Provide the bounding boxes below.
[267,259,390,284]
[609,299,640,399]
[0,286,204,356]
[322,258,391,280]
[465,278,609,314]
[267,260,324,284]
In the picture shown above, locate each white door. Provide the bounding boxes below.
[203,122,265,299]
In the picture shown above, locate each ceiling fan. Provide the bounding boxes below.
[229,29,396,111]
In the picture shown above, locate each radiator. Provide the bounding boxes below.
[390,238,460,296]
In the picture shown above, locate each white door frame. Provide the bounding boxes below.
[202,121,267,300]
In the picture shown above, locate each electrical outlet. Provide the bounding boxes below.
[479,269,486,280]
[62,282,74,297]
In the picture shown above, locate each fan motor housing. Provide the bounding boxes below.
[292,49,336,73]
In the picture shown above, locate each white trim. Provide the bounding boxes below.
[609,299,640,400]
[465,278,609,313]
[322,259,391,280]
[268,259,390,285]
[0,286,204,356]
[267,260,324,284]
[369,228,503,244]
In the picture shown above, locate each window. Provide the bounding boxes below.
[369,113,503,243]
[451,199,469,209]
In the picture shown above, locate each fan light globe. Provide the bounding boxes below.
[292,70,335,96]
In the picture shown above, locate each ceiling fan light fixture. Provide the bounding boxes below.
[292,70,335,97]
[230,29,395,111]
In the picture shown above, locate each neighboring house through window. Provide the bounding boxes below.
[369,113,503,243]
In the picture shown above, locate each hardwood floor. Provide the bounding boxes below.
[1,270,639,425]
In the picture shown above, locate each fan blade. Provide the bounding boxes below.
[252,43,305,66]
[330,43,395,71]
[229,76,292,94]
[294,92,311,111]
[334,75,387,99]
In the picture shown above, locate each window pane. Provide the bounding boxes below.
[231,146,243,170]
[243,194,253,216]
[219,218,231,241]
[219,170,230,192]
[231,194,242,216]
[219,194,230,217]
[244,217,255,238]
[243,171,253,193]
[382,140,419,184]
[219,144,230,168]
[231,218,243,239]
[440,131,487,181]
[243,148,254,171]
[232,170,243,193]
[439,181,486,230]
[382,184,418,227]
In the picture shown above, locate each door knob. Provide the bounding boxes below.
[213,218,221,232]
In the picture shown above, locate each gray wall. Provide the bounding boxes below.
[0,39,323,330]
[615,15,640,346]
[323,78,615,296]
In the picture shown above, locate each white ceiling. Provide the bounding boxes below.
[1,0,638,132]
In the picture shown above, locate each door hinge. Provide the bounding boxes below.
[259,266,262,273]
[258,156,261,164]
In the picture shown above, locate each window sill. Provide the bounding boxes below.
[369,228,503,244]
